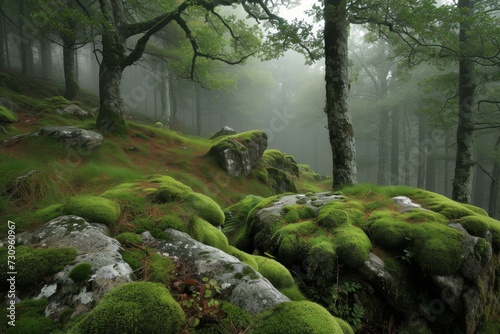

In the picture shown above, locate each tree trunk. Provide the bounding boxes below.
[425,130,436,191]
[63,39,79,100]
[196,85,201,136]
[391,110,400,185]
[417,112,427,189]
[488,137,500,218]
[40,39,52,79]
[160,66,170,125]
[452,0,476,203]
[18,0,33,76]
[324,0,357,189]
[169,73,178,125]
[377,109,390,185]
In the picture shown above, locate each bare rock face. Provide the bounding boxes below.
[31,125,103,151]
[17,215,132,318]
[209,130,267,176]
[156,228,290,314]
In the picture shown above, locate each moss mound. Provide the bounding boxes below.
[74,282,185,334]
[0,246,76,288]
[0,299,55,334]
[68,263,92,282]
[253,255,295,290]
[249,301,346,334]
[65,195,121,226]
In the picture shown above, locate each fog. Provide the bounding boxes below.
[0,1,498,218]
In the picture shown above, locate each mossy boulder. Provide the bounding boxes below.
[249,301,347,334]
[0,299,55,334]
[74,282,185,334]
[209,130,268,176]
[0,246,76,288]
[65,195,121,226]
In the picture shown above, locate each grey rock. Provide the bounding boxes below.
[55,104,95,119]
[157,228,289,314]
[0,96,20,112]
[392,196,430,213]
[432,275,464,314]
[31,126,103,151]
[209,130,267,176]
[209,126,237,139]
[18,215,132,318]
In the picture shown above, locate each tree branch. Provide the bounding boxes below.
[476,161,500,185]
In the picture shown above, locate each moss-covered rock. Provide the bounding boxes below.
[249,301,347,334]
[74,282,185,334]
[65,195,120,226]
[191,217,229,252]
[115,232,143,246]
[0,246,76,288]
[253,255,295,290]
[0,299,55,334]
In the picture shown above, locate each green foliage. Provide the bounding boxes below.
[176,276,224,328]
[0,105,17,122]
[68,263,92,282]
[249,301,346,334]
[0,246,76,288]
[65,195,121,226]
[327,281,364,331]
[145,253,175,283]
[0,299,55,334]
[74,282,185,334]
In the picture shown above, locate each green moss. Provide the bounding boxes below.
[0,246,76,288]
[305,242,337,289]
[249,301,344,334]
[68,263,92,282]
[318,202,350,229]
[158,214,188,232]
[0,105,17,122]
[121,249,145,271]
[368,211,413,249]
[333,226,372,268]
[146,254,174,283]
[227,246,258,270]
[410,223,464,276]
[459,215,489,237]
[192,217,229,252]
[402,210,447,224]
[197,302,252,334]
[33,204,64,224]
[462,203,489,216]
[65,195,120,226]
[115,232,143,246]
[253,255,295,290]
[74,282,185,334]
[34,96,73,113]
[280,285,307,301]
[477,318,500,334]
[278,232,310,267]
[335,317,355,334]
[0,299,56,334]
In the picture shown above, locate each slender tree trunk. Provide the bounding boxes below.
[377,109,390,185]
[425,130,436,191]
[196,85,201,136]
[0,15,4,67]
[324,0,357,189]
[391,110,400,185]
[169,73,178,125]
[403,112,411,186]
[452,0,476,203]
[18,0,33,76]
[488,137,500,218]
[160,66,170,124]
[417,112,427,189]
[444,135,451,197]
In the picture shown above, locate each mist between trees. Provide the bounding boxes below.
[0,0,499,217]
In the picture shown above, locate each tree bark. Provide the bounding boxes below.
[18,0,33,76]
[417,111,427,189]
[452,0,476,203]
[391,110,400,185]
[377,109,390,185]
[63,39,79,100]
[40,39,52,79]
[324,0,357,189]
[425,129,436,191]
[488,137,500,218]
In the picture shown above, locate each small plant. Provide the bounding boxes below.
[173,268,225,328]
[328,281,365,331]
[401,249,413,263]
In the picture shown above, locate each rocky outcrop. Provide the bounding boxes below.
[31,125,103,151]
[209,126,237,139]
[15,215,132,318]
[154,228,290,315]
[55,104,95,119]
[209,130,267,176]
